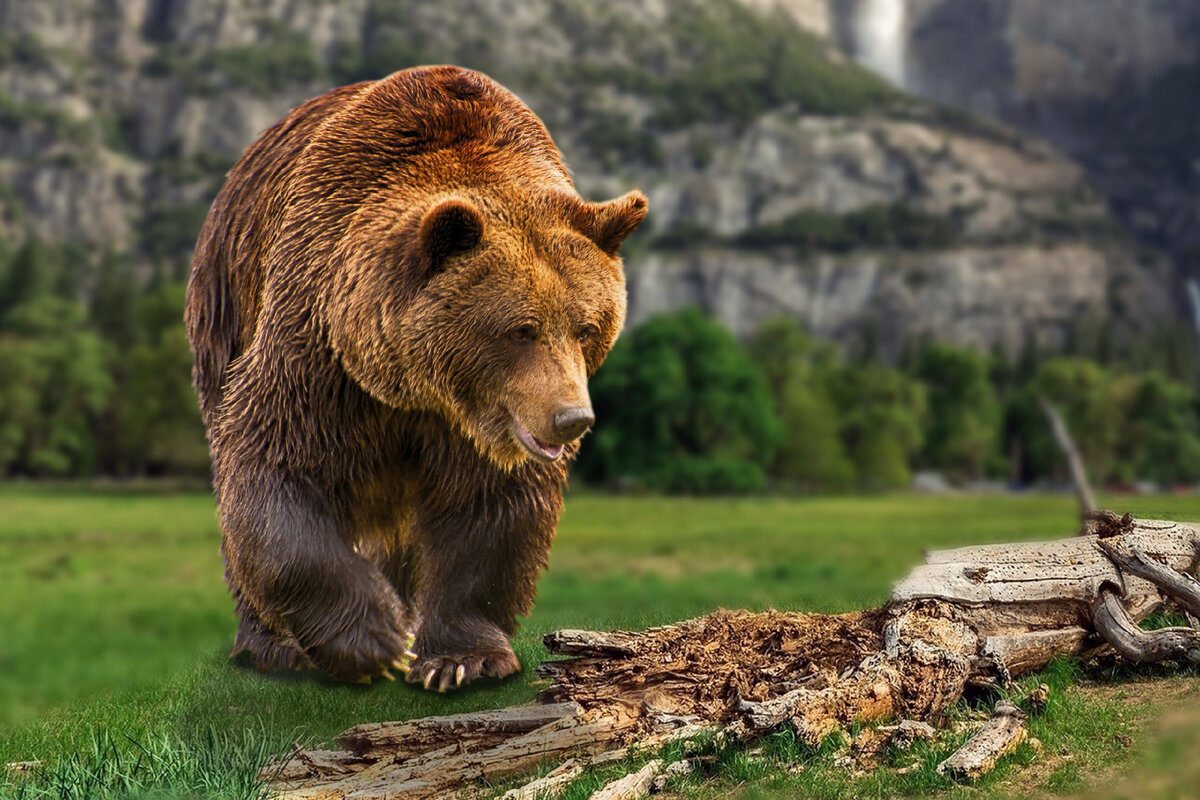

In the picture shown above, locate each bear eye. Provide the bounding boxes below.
[510,324,539,342]
[578,324,599,344]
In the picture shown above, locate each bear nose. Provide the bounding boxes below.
[553,406,595,441]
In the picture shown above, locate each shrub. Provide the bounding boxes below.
[579,307,780,493]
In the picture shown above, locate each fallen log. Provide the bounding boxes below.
[268,514,1200,799]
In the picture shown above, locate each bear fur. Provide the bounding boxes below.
[184,66,647,690]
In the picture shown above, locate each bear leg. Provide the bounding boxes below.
[407,471,561,691]
[231,597,313,672]
[221,474,415,682]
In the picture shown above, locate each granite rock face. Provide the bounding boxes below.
[0,0,1177,356]
[832,0,1200,302]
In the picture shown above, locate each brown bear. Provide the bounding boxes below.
[184,65,647,691]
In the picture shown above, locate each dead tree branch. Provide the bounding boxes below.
[937,700,1027,781]
[1038,395,1098,518]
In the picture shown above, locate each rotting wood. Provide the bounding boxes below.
[269,707,639,799]
[269,514,1200,800]
[981,627,1089,677]
[499,725,713,800]
[588,758,662,800]
[500,758,583,800]
[936,700,1028,781]
[543,629,645,658]
[1097,536,1200,618]
[1092,590,1200,665]
[336,702,581,758]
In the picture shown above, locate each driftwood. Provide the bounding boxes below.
[588,758,663,800]
[269,514,1200,799]
[936,700,1027,781]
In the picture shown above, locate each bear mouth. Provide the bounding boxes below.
[513,419,565,461]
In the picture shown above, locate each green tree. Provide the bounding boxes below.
[912,343,1001,483]
[580,308,781,493]
[747,318,854,490]
[89,249,141,351]
[0,237,53,320]
[1123,372,1200,484]
[1031,359,1122,483]
[829,363,927,490]
[118,283,208,475]
[0,297,112,476]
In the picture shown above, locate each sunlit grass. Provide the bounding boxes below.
[1,486,1197,798]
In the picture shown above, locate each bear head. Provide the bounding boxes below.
[275,66,647,469]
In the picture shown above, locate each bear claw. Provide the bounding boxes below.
[408,650,521,693]
[389,632,418,678]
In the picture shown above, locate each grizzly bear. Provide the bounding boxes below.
[184,66,647,691]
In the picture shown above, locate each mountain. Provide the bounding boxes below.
[831,0,1200,315]
[0,0,1179,360]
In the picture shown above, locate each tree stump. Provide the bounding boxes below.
[267,513,1200,799]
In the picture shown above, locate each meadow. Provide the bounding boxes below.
[1,486,1199,798]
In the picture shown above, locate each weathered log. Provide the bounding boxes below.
[1092,590,1200,665]
[336,702,581,758]
[269,514,1200,799]
[543,629,646,658]
[269,707,639,799]
[588,758,662,800]
[501,758,583,800]
[736,653,901,742]
[936,700,1028,781]
[980,628,1089,678]
[1097,536,1200,618]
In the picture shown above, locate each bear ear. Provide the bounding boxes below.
[580,190,648,256]
[416,197,484,275]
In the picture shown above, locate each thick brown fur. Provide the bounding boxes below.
[185,66,647,689]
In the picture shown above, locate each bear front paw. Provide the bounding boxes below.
[408,649,521,692]
[307,621,416,683]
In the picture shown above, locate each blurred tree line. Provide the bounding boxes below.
[577,309,1200,494]
[0,239,1198,492]
[0,239,206,478]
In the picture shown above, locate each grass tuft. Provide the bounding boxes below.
[1,726,276,800]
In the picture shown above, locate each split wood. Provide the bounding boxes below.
[269,512,1200,799]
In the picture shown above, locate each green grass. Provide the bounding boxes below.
[1,487,1198,798]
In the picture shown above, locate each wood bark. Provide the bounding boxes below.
[268,515,1200,799]
[588,759,662,800]
[936,700,1028,781]
[499,759,582,800]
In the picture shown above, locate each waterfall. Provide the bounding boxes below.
[853,0,908,87]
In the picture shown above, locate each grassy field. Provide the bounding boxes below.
[1,486,1198,798]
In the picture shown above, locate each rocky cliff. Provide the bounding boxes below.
[832,0,1200,306]
[0,0,1177,357]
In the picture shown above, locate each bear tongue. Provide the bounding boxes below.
[513,419,565,461]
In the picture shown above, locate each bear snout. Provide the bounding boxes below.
[552,406,594,442]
